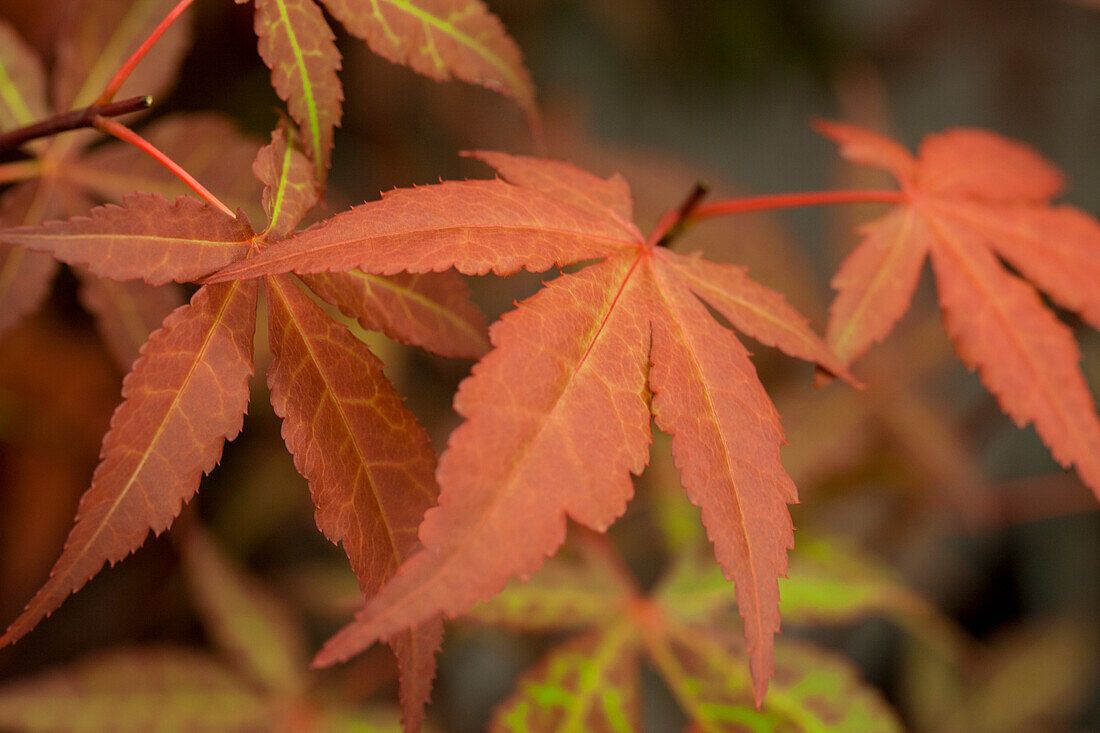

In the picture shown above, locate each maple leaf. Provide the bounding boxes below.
[209,152,854,703]
[248,0,536,181]
[0,124,487,732]
[815,121,1100,500]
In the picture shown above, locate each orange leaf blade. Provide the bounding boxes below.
[314,256,653,666]
[927,220,1100,498]
[265,274,438,595]
[917,128,1064,201]
[302,269,489,359]
[0,281,258,647]
[254,123,318,239]
[648,264,796,706]
[0,194,255,285]
[657,249,857,383]
[825,207,929,367]
[209,177,637,282]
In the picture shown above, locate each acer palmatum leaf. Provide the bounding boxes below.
[0,281,257,648]
[212,152,853,704]
[317,0,536,121]
[0,194,254,285]
[302,270,490,359]
[253,0,342,181]
[817,120,1100,499]
[254,123,319,238]
[265,273,438,595]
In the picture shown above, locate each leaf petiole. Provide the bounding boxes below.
[691,189,906,221]
[97,0,197,104]
[93,116,235,218]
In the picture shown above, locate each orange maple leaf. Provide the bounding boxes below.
[816,121,1100,500]
[211,152,856,703]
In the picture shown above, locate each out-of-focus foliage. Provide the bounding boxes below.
[0,528,409,732]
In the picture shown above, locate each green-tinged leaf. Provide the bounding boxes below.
[0,18,47,130]
[492,625,641,733]
[779,536,930,626]
[0,281,258,648]
[0,648,272,731]
[254,122,318,238]
[181,528,307,694]
[319,0,536,121]
[74,268,186,371]
[302,270,489,359]
[469,534,636,632]
[646,625,901,733]
[0,194,256,285]
[254,0,342,180]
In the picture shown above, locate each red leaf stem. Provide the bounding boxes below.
[690,189,906,221]
[93,117,235,219]
[96,0,197,105]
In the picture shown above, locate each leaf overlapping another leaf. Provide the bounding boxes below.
[0,124,480,732]
[211,152,854,703]
[817,121,1100,500]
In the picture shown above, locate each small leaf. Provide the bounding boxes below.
[75,269,186,371]
[491,625,641,733]
[181,528,307,694]
[302,269,489,359]
[254,123,318,238]
[254,0,343,180]
[817,121,1100,501]
[0,648,272,731]
[0,194,256,285]
[0,281,257,647]
[319,0,537,121]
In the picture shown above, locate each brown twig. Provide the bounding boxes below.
[0,96,152,153]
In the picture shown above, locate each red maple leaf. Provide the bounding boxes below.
[209,152,856,703]
[815,121,1100,500]
[0,125,486,731]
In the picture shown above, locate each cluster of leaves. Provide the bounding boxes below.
[0,0,1099,729]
